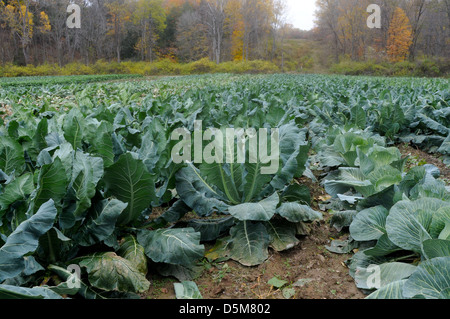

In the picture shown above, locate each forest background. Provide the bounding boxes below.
[0,0,449,77]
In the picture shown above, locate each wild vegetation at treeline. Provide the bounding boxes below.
[0,73,448,299]
[0,0,449,77]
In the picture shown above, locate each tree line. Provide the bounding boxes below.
[0,0,449,68]
[315,0,450,63]
[0,0,289,66]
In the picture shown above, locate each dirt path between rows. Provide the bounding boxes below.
[397,144,450,182]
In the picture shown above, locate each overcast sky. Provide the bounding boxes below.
[285,0,317,30]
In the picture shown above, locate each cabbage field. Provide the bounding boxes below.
[0,74,449,299]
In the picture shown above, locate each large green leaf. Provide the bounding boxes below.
[333,132,367,156]
[354,262,417,290]
[351,105,367,129]
[137,228,204,267]
[367,166,402,192]
[398,166,426,196]
[51,142,74,179]
[430,206,450,239]
[0,284,63,299]
[70,151,104,218]
[276,202,322,222]
[77,252,150,293]
[138,118,168,173]
[242,161,273,202]
[38,227,71,263]
[422,239,450,259]
[228,221,270,266]
[356,147,376,176]
[0,200,57,282]
[281,184,311,205]
[32,118,49,157]
[0,136,24,175]
[324,167,374,198]
[174,281,203,299]
[386,198,450,253]
[199,138,243,204]
[102,152,156,225]
[357,185,397,210]
[330,210,358,232]
[187,217,235,242]
[63,110,83,150]
[365,280,407,299]
[316,146,345,168]
[366,146,402,168]
[417,113,450,136]
[363,234,402,257]
[175,164,229,217]
[228,192,279,221]
[117,235,148,275]
[0,173,34,210]
[32,157,68,213]
[350,206,389,241]
[403,257,450,299]
[438,134,450,155]
[76,198,128,246]
[87,121,114,168]
[265,220,300,252]
[268,124,309,191]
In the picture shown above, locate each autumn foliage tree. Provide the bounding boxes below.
[315,0,449,64]
[0,0,447,67]
[0,0,50,65]
[105,0,132,63]
[132,0,166,62]
[387,7,413,62]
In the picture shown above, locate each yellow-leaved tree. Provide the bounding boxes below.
[387,7,413,62]
[105,0,131,63]
[225,0,244,61]
[0,0,51,65]
[1,1,34,65]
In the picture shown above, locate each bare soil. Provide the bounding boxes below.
[143,218,364,300]
[397,143,450,182]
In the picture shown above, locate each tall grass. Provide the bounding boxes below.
[0,58,280,78]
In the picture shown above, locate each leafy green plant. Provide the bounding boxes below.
[323,144,406,203]
[175,122,322,266]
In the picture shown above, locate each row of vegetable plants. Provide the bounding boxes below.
[0,74,448,299]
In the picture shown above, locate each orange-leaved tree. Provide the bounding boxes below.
[387,7,413,62]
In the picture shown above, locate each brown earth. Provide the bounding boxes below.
[397,143,450,182]
[143,216,365,300]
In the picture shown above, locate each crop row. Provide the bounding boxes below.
[0,74,143,88]
[0,74,448,299]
